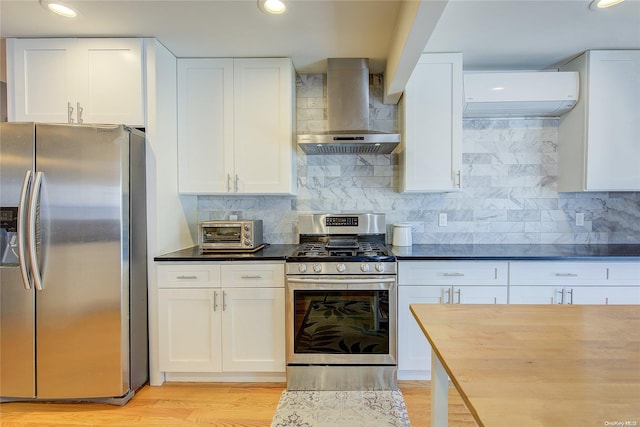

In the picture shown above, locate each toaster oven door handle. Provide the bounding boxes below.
[286,277,396,285]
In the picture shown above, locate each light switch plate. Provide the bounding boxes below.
[575,212,584,226]
[438,213,448,227]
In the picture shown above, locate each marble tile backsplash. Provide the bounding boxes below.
[198,73,640,245]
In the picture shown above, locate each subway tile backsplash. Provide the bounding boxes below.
[198,73,640,245]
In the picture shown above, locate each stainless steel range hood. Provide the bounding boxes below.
[297,58,401,155]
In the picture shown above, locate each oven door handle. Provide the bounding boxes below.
[286,277,396,285]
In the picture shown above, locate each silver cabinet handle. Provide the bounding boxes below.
[227,174,232,192]
[176,275,198,280]
[555,273,578,277]
[222,291,227,311]
[235,174,239,192]
[213,291,218,312]
[28,172,44,291]
[454,288,461,304]
[17,170,33,290]
[455,170,461,188]
[444,287,452,304]
[76,102,83,124]
[567,288,574,305]
[557,288,565,304]
[241,275,263,279]
[67,102,74,123]
[443,272,464,277]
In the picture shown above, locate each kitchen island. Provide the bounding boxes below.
[410,304,640,427]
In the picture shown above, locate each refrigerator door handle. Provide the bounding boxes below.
[17,170,33,290]
[28,171,44,291]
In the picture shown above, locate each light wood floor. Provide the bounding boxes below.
[0,381,477,426]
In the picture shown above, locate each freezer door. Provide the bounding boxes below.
[34,124,131,399]
[0,122,36,399]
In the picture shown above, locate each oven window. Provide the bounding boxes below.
[202,226,241,243]
[293,290,389,355]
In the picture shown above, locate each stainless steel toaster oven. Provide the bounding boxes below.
[199,220,263,251]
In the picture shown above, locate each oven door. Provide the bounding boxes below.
[286,275,397,365]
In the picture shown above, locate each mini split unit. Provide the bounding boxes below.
[463,71,579,118]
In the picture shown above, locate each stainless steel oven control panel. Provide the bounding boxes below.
[286,261,397,275]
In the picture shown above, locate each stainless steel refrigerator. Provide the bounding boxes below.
[0,122,148,405]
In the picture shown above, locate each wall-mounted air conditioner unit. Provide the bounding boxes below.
[463,71,579,118]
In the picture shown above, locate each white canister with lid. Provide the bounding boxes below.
[392,222,413,246]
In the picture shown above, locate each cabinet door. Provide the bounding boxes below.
[8,38,77,122]
[233,58,295,194]
[584,51,640,191]
[566,287,640,305]
[509,286,562,304]
[158,288,222,372]
[400,53,462,192]
[177,58,234,193]
[76,39,145,126]
[221,287,285,372]
[398,286,446,375]
[454,286,507,304]
[559,50,640,191]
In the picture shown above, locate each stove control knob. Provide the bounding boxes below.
[336,263,346,273]
[313,263,323,273]
[360,263,371,272]
[298,264,307,273]
[375,263,385,272]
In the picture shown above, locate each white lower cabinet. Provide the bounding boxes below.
[159,288,222,372]
[397,261,508,379]
[509,261,640,305]
[157,263,285,375]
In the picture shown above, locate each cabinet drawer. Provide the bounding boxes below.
[157,264,221,288]
[608,262,640,283]
[509,262,609,285]
[221,263,284,288]
[398,261,507,285]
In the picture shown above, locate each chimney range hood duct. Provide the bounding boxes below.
[297,58,401,155]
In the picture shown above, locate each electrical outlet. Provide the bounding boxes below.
[575,212,584,226]
[229,214,238,220]
[438,213,448,227]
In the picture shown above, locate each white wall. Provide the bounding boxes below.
[144,38,197,385]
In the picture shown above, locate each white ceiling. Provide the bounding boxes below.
[1,0,639,74]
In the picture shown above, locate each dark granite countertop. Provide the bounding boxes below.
[391,244,640,260]
[155,244,640,262]
[154,244,299,262]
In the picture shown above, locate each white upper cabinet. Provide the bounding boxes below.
[399,53,463,192]
[177,58,296,195]
[558,50,640,192]
[7,38,145,126]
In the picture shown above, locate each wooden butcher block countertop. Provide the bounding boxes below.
[410,304,640,427]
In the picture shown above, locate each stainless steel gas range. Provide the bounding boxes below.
[285,213,397,391]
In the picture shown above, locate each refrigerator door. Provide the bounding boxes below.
[0,122,36,398]
[34,124,130,399]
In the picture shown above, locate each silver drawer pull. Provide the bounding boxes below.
[443,272,464,277]
[555,273,578,277]
[176,275,198,280]
[241,274,263,279]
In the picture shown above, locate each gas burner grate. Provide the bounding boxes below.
[292,240,393,259]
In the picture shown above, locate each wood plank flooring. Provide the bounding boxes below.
[0,381,477,426]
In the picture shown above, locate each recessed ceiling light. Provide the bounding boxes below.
[258,0,286,15]
[40,0,78,18]
[589,0,624,10]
